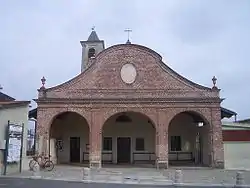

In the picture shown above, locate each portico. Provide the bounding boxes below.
[36,105,223,169]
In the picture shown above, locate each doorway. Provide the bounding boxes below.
[70,137,80,163]
[117,137,131,163]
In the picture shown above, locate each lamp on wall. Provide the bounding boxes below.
[197,122,204,127]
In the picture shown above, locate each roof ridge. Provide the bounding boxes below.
[0,91,15,101]
[87,30,100,41]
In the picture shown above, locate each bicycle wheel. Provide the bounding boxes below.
[44,160,54,171]
[29,159,37,171]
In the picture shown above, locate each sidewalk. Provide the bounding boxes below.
[4,165,250,185]
[5,166,171,185]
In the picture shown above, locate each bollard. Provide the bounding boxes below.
[174,169,182,184]
[236,171,245,187]
[32,162,41,178]
[83,167,91,181]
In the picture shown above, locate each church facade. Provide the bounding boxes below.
[35,30,225,169]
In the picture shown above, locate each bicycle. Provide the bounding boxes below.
[29,154,54,171]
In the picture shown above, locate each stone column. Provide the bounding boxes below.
[156,110,169,169]
[36,129,49,155]
[36,108,51,157]
[41,132,50,156]
[50,138,57,163]
[210,107,224,168]
[89,110,102,169]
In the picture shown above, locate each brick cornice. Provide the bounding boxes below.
[35,97,221,104]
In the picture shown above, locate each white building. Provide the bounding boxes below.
[222,119,250,170]
[0,91,30,175]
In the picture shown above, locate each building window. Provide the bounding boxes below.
[135,138,145,151]
[103,137,112,151]
[170,136,181,151]
[88,48,95,58]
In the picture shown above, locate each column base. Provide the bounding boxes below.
[89,160,101,169]
[213,160,224,169]
[156,160,168,169]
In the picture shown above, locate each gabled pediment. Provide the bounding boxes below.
[39,44,219,100]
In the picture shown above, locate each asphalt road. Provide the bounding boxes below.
[0,177,241,188]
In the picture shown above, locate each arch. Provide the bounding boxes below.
[166,108,211,129]
[168,109,211,167]
[104,111,156,129]
[49,110,90,164]
[47,109,91,131]
[49,111,90,136]
[102,111,157,165]
[88,48,95,58]
[102,108,158,130]
[169,110,210,126]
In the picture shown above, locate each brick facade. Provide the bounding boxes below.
[35,44,224,168]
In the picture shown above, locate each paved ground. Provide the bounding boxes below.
[0,177,170,188]
[0,177,243,188]
[5,165,250,185]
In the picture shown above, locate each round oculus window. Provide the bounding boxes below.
[120,63,137,84]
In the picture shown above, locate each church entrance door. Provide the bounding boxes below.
[70,137,80,163]
[117,137,131,163]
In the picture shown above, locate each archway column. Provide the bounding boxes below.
[36,108,51,156]
[210,107,224,168]
[89,110,103,168]
[156,110,169,169]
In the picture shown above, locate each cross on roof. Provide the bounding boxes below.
[124,28,132,44]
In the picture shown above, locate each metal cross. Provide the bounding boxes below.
[124,28,132,41]
[91,26,95,31]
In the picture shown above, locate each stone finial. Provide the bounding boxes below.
[212,76,218,90]
[40,76,46,90]
[0,84,2,90]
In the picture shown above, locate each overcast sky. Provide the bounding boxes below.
[0,0,249,120]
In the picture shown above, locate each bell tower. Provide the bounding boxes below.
[80,27,105,72]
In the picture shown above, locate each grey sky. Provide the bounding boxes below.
[0,0,249,120]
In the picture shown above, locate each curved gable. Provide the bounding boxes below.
[41,44,217,99]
